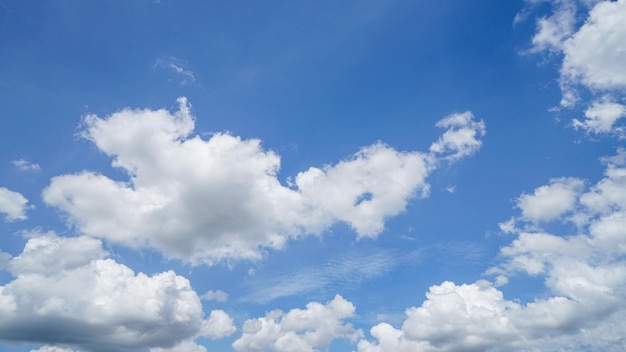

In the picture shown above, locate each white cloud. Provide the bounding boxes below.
[359,154,626,351]
[12,159,41,172]
[573,98,626,135]
[43,98,485,264]
[527,0,626,111]
[200,310,236,339]
[232,295,363,352]
[294,143,431,237]
[531,0,577,52]
[155,57,196,85]
[150,340,207,352]
[30,347,76,352]
[0,186,30,222]
[498,217,517,234]
[201,289,229,302]
[0,231,232,352]
[516,177,584,222]
[429,111,486,162]
[561,0,626,91]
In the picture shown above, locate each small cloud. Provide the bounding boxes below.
[155,57,196,85]
[12,159,40,172]
[494,275,509,287]
[201,289,229,302]
[498,217,517,235]
[0,187,31,221]
[446,185,456,193]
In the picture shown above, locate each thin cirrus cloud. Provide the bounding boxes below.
[154,57,196,86]
[242,248,421,304]
[42,97,485,265]
[0,230,235,352]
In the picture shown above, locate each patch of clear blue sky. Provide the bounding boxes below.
[0,0,618,350]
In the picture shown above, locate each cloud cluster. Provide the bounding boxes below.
[43,98,485,264]
[232,295,362,351]
[526,0,626,134]
[0,187,30,222]
[0,231,234,352]
[357,152,626,351]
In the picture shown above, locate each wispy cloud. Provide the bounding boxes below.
[154,57,196,85]
[242,248,422,304]
[11,159,40,172]
[201,289,229,302]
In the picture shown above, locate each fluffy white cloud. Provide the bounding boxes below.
[516,177,584,222]
[295,142,430,237]
[0,187,30,221]
[428,111,486,162]
[233,295,362,352]
[530,0,577,52]
[358,154,626,351]
[573,98,626,135]
[200,310,236,339]
[43,99,485,264]
[527,0,626,112]
[0,231,233,352]
[561,0,626,91]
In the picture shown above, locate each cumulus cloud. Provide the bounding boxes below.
[526,0,626,115]
[12,159,41,172]
[0,187,30,221]
[573,98,626,136]
[232,295,362,352]
[530,0,577,52]
[358,153,626,351]
[429,111,486,162]
[0,231,233,352]
[516,177,584,222]
[43,98,485,264]
[200,310,237,339]
[561,0,626,91]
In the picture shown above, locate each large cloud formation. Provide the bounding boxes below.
[357,152,626,351]
[0,231,234,352]
[527,0,626,135]
[43,98,485,264]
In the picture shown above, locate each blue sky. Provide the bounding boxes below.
[1,0,626,351]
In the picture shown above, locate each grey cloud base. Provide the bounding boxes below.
[0,233,234,352]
